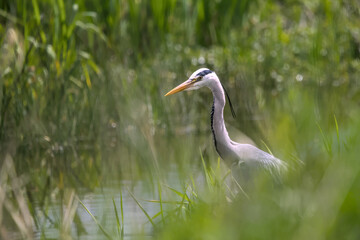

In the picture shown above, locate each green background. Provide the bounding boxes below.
[0,0,359,239]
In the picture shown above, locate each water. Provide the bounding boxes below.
[32,181,160,239]
[31,160,208,240]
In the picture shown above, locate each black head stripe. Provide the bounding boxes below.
[196,69,212,77]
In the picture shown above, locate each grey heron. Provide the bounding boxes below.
[165,68,286,174]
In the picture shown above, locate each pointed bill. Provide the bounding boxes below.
[164,80,193,96]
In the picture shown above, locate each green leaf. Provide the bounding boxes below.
[127,187,155,227]
[78,198,113,240]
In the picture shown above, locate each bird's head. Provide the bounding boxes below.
[165,68,217,96]
[165,67,237,117]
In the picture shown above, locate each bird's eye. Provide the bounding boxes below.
[190,76,203,83]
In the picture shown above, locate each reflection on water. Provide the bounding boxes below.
[33,162,202,240]
[34,180,159,239]
[35,181,155,239]
[79,181,157,239]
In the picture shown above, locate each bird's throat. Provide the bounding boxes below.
[210,86,231,159]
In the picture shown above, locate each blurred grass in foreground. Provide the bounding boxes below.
[0,0,360,239]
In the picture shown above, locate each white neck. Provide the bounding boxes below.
[207,78,232,156]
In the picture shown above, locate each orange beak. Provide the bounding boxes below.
[164,80,194,96]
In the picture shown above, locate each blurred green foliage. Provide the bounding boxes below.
[0,0,360,239]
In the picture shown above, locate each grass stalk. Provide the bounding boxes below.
[78,197,113,240]
[126,187,155,227]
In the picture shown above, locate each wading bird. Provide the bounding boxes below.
[165,68,286,174]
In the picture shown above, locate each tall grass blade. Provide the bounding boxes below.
[165,185,190,202]
[151,211,162,220]
[126,187,155,227]
[261,140,273,155]
[81,62,92,89]
[144,200,189,204]
[119,187,124,238]
[316,122,332,156]
[31,0,47,42]
[189,175,198,198]
[112,198,121,238]
[158,181,165,224]
[175,185,190,218]
[200,149,213,188]
[334,114,340,154]
[231,175,249,199]
[78,198,113,240]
